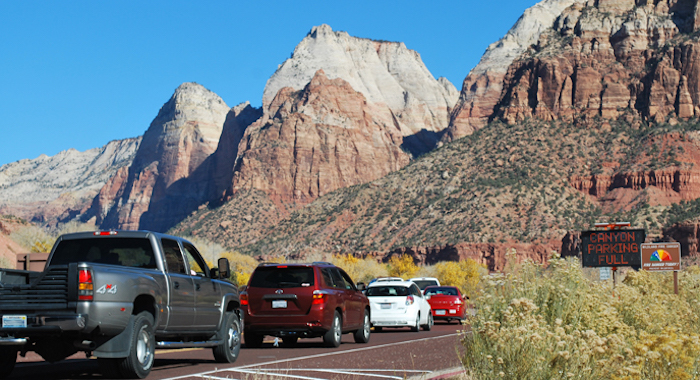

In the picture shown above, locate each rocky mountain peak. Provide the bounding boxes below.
[94,83,232,231]
[445,0,584,141]
[262,24,457,138]
[0,138,140,226]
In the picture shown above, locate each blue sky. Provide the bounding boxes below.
[0,1,534,167]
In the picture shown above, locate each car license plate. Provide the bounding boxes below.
[380,303,391,309]
[272,300,287,309]
[435,310,446,315]
[2,315,27,328]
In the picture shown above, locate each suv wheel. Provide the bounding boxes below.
[410,313,420,332]
[323,311,342,347]
[244,330,264,348]
[353,309,370,343]
[422,312,433,331]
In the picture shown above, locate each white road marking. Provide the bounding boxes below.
[162,332,461,380]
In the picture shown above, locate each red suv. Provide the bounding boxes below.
[241,262,370,348]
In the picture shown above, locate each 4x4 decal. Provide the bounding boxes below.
[96,284,117,294]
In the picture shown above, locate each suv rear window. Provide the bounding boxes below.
[249,266,315,288]
[366,285,409,297]
[50,238,156,269]
[412,280,438,290]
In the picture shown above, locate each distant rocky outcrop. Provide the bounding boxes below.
[0,138,140,226]
[91,83,233,231]
[471,0,700,128]
[446,0,582,141]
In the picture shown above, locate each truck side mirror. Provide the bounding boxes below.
[356,282,365,291]
[218,258,230,279]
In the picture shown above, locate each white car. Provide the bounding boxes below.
[409,277,440,293]
[366,280,433,332]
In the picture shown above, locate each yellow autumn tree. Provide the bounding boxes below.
[211,251,259,288]
[387,254,419,279]
[435,259,484,297]
[331,253,388,284]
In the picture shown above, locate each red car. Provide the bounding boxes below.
[423,285,468,323]
[241,262,371,348]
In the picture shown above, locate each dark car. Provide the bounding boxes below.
[424,285,468,323]
[241,262,370,348]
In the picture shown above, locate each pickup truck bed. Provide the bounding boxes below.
[0,230,241,379]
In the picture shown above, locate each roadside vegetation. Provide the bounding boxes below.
[463,250,700,379]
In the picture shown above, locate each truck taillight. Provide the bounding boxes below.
[78,269,94,301]
[312,290,327,305]
[406,295,415,306]
[240,293,248,306]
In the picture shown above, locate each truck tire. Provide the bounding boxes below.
[102,311,155,379]
[213,312,241,363]
[353,309,370,343]
[0,347,17,379]
[244,330,263,348]
[323,311,342,348]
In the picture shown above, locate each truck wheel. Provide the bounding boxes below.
[353,309,370,343]
[323,311,342,348]
[213,312,241,363]
[244,330,263,348]
[0,347,17,379]
[120,311,155,379]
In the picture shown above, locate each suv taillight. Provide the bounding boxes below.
[78,269,94,301]
[406,295,414,306]
[312,290,327,305]
[241,293,248,306]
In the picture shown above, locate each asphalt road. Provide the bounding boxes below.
[7,321,468,380]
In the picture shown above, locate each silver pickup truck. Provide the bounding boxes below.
[0,230,241,379]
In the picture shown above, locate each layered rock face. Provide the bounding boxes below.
[207,102,262,204]
[231,70,411,207]
[488,0,700,124]
[445,0,583,141]
[264,24,458,155]
[0,138,140,226]
[663,222,700,257]
[93,83,232,231]
[379,241,559,271]
[568,131,700,208]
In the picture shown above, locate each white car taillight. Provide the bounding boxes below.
[406,295,414,306]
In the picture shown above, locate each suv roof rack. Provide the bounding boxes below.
[311,261,334,266]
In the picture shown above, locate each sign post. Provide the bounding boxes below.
[641,242,681,295]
